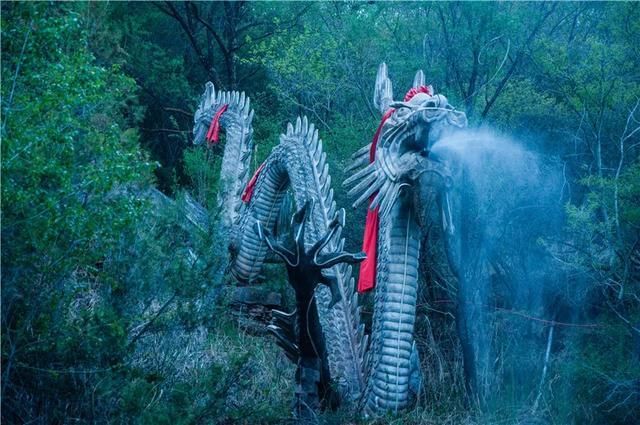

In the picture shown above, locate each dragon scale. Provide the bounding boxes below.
[362,194,421,414]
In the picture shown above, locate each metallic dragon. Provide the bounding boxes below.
[191,63,467,417]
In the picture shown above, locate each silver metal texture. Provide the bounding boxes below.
[193,63,468,416]
[193,82,255,236]
[344,64,467,415]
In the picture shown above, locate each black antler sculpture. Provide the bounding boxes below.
[255,201,365,419]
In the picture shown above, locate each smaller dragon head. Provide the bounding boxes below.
[193,82,253,146]
[193,82,217,145]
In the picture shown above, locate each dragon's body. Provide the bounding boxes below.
[192,63,467,416]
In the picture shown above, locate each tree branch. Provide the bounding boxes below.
[187,1,230,56]
[481,3,558,118]
[2,19,32,135]
[153,2,213,78]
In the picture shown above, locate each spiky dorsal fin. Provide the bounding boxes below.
[412,69,425,88]
[373,63,393,114]
[276,116,367,399]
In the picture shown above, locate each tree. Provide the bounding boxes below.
[154,1,311,89]
[1,3,154,421]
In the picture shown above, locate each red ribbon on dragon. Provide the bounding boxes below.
[204,101,265,203]
[357,85,432,293]
[206,104,229,146]
[241,162,266,203]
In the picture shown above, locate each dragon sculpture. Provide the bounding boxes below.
[191,63,467,417]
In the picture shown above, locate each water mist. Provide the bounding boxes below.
[430,127,566,409]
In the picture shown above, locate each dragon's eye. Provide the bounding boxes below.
[426,101,436,108]
[395,108,409,118]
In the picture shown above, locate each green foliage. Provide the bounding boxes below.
[182,147,221,210]
[1,2,142,420]
[1,3,293,424]
[2,1,639,424]
[553,317,640,424]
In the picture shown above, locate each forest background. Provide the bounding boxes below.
[2,2,639,424]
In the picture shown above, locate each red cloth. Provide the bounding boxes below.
[403,85,432,101]
[241,162,266,203]
[358,207,380,293]
[357,85,432,293]
[357,108,394,293]
[206,104,229,146]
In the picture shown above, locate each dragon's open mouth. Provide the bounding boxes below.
[382,116,436,158]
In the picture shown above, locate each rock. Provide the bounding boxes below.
[227,286,284,335]
[231,286,282,307]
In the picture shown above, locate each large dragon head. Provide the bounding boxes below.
[344,63,466,224]
[387,92,467,154]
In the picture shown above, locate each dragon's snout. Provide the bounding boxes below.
[193,119,208,145]
[388,93,467,155]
